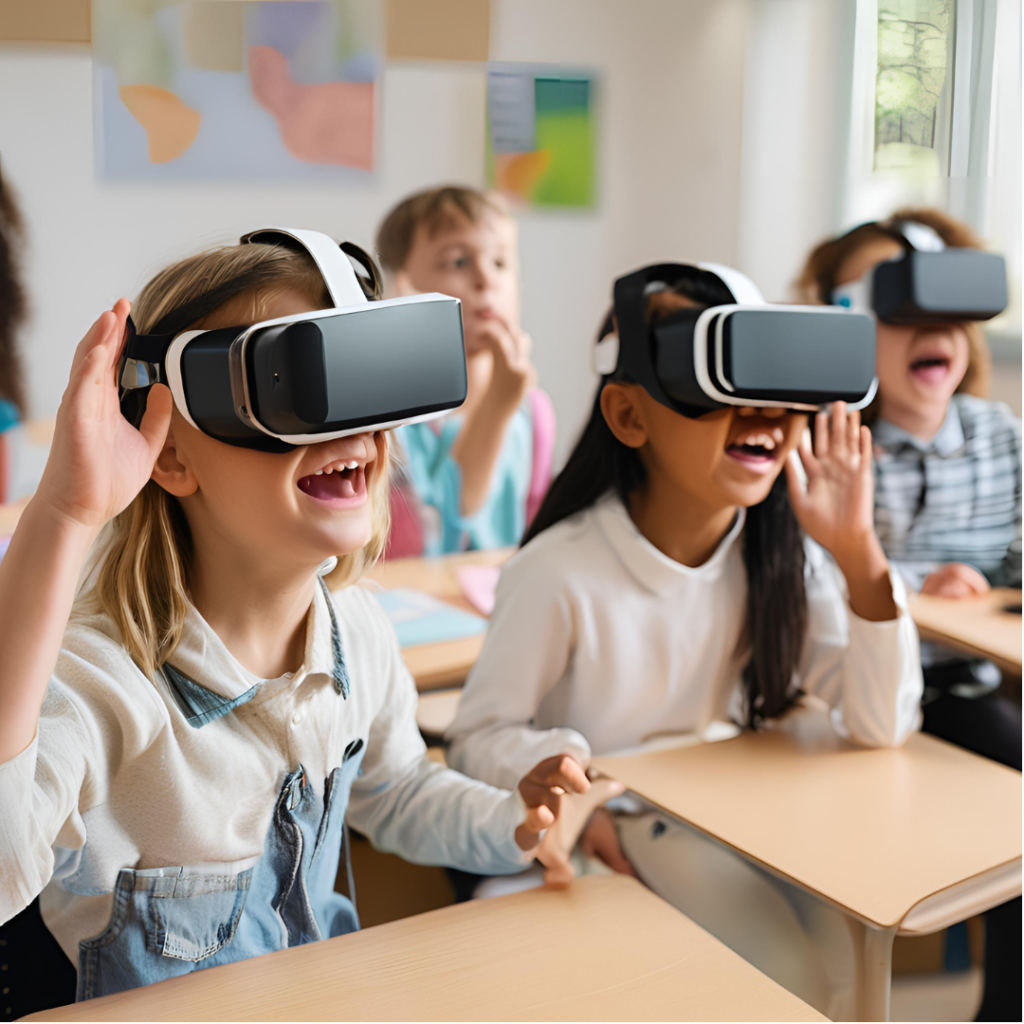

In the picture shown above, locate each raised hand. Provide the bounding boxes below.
[785,401,897,622]
[35,299,173,531]
[785,402,874,562]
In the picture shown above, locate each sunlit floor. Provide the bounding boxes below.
[891,968,982,1022]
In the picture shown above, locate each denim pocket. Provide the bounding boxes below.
[77,864,253,1001]
[147,868,253,962]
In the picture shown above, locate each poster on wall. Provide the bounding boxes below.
[93,0,380,180]
[485,63,597,209]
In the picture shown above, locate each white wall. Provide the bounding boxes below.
[737,0,853,301]
[0,0,751,464]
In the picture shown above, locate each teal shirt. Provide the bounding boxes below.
[0,399,18,434]
[395,402,534,554]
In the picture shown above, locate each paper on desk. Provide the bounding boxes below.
[373,588,488,648]
[456,564,501,616]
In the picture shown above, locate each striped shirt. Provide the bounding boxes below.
[873,394,1022,674]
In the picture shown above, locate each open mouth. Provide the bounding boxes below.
[297,456,369,509]
[725,429,784,475]
[909,353,951,386]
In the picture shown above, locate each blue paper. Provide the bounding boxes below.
[372,588,487,649]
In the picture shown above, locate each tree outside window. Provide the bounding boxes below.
[875,0,955,174]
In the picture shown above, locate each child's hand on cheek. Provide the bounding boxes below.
[37,300,173,533]
[785,402,875,562]
[476,316,536,414]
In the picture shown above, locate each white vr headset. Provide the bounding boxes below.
[118,227,468,452]
[594,262,878,416]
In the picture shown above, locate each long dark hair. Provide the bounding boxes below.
[0,165,28,416]
[524,276,807,728]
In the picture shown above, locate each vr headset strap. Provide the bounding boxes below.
[241,227,367,308]
[612,263,699,402]
[124,326,173,364]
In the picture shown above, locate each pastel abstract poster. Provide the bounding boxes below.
[486,65,596,208]
[93,0,380,180]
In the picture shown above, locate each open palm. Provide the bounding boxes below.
[785,402,875,559]
[36,300,173,530]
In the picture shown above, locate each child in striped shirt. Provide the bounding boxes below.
[800,208,1020,1023]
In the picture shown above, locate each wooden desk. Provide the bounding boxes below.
[366,548,512,691]
[416,687,461,739]
[909,587,1022,675]
[591,710,1022,1020]
[23,875,824,1023]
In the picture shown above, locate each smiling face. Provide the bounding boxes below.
[610,387,806,511]
[152,287,386,572]
[835,237,970,426]
[614,289,807,510]
[394,207,520,355]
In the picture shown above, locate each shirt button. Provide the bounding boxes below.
[291,712,303,726]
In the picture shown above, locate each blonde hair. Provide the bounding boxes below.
[796,207,992,411]
[375,185,512,272]
[93,239,391,678]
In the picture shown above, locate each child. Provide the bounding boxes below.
[798,209,1021,1021]
[0,232,588,1003]
[0,170,28,505]
[375,186,555,555]
[447,265,923,1019]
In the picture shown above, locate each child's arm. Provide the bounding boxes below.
[451,316,535,516]
[346,590,589,879]
[446,554,590,792]
[0,301,172,764]
[785,403,897,622]
[786,403,923,747]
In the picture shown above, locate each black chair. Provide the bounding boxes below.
[0,899,77,1021]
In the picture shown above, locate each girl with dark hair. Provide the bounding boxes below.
[448,268,923,1018]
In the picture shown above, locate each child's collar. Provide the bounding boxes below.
[162,577,349,727]
[873,400,966,456]
[593,493,746,597]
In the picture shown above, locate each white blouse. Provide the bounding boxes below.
[447,495,924,792]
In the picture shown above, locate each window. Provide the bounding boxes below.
[874,0,955,174]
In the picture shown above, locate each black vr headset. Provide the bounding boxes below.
[596,262,878,417]
[830,219,1008,324]
[118,227,468,452]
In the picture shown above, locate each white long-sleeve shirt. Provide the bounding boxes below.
[0,576,527,962]
[447,495,924,792]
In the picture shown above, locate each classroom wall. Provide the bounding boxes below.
[0,0,751,465]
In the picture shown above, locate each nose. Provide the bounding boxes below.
[470,257,491,292]
[737,406,788,419]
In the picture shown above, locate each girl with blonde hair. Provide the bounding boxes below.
[0,231,586,1003]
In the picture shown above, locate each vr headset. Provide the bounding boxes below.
[118,227,468,452]
[830,219,1008,324]
[594,262,878,417]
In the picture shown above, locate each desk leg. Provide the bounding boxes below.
[846,918,897,1022]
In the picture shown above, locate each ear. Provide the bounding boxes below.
[150,425,199,498]
[600,383,649,449]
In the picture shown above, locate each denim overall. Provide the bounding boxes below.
[74,581,364,1001]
